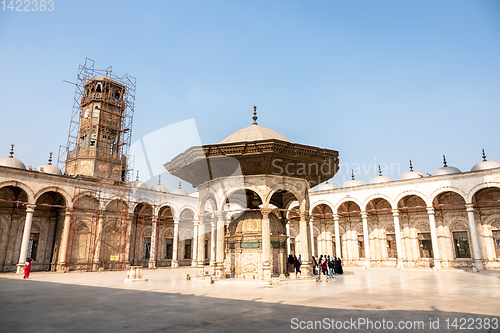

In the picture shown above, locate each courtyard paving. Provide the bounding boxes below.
[0,267,499,332]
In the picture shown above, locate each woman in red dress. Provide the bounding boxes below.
[23,258,32,279]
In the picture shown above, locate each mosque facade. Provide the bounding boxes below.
[1,78,499,276]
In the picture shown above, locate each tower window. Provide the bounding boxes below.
[96,83,102,93]
[90,133,96,147]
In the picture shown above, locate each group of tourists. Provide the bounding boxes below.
[312,255,343,277]
[286,254,343,278]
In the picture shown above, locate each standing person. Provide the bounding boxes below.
[23,258,32,279]
[312,256,318,275]
[318,255,323,275]
[328,255,335,278]
[294,255,301,275]
[335,257,344,275]
[321,257,328,276]
[288,254,295,275]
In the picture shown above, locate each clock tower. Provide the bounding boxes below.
[65,75,127,181]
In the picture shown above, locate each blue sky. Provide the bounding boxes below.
[0,0,499,189]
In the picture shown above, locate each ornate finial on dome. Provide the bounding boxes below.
[378,165,382,176]
[9,144,14,158]
[48,152,53,165]
[443,155,448,167]
[136,170,139,181]
[178,181,182,189]
[482,148,487,162]
[158,175,162,185]
[252,106,258,125]
[409,160,413,171]
[351,169,355,180]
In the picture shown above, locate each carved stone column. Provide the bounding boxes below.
[466,203,484,270]
[261,208,272,279]
[361,211,371,268]
[197,218,205,276]
[285,221,291,255]
[334,215,341,258]
[215,211,225,278]
[92,215,104,271]
[149,219,157,269]
[210,221,216,267]
[192,221,198,267]
[298,210,311,275]
[427,207,442,270]
[57,209,73,272]
[309,219,315,258]
[320,222,326,256]
[124,213,133,266]
[171,218,179,267]
[17,205,36,274]
[392,209,404,269]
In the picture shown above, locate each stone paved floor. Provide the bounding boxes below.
[0,267,499,332]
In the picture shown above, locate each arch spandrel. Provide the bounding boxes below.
[430,187,467,205]
[34,186,72,208]
[0,180,35,204]
[395,190,430,208]
[362,194,396,211]
[309,200,335,216]
[467,182,500,203]
[335,197,363,214]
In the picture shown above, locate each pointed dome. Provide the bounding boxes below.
[471,149,500,172]
[399,160,425,180]
[36,153,62,175]
[317,181,338,191]
[433,155,461,176]
[369,166,392,184]
[220,106,290,144]
[151,176,169,193]
[0,145,26,170]
[343,170,364,188]
[171,182,188,196]
[132,171,148,189]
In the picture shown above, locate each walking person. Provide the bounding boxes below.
[335,257,344,275]
[23,258,32,279]
[321,257,328,276]
[312,256,318,275]
[328,255,335,278]
[294,255,301,275]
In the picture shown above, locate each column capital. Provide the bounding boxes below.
[215,210,226,220]
[173,217,180,224]
[65,208,73,216]
[391,209,399,217]
[465,203,475,212]
[360,211,368,219]
[426,207,435,215]
[299,210,309,221]
[333,214,339,221]
[25,205,36,213]
[260,208,272,219]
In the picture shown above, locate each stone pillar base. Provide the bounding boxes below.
[191,260,197,267]
[473,260,484,271]
[125,266,145,282]
[433,259,442,270]
[215,264,225,278]
[396,259,404,269]
[210,261,216,267]
[148,260,156,269]
[197,264,205,277]
[56,262,67,272]
[262,263,272,280]
[364,259,371,269]
[16,263,25,275]
[299,262,312,277]
[171,260,179,268]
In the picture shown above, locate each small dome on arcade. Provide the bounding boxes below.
[0,145,26,170]
[150,175,169,193]
[35,152,62,175]
[220,106,290,144]
[399,160,425,180]
[171,182,189,196]
[433,155,461,176]
[317,181,338,191]
[369,166,392,184]
[343,170,364,188]
[471,149,500,172]
[131,171,148,189]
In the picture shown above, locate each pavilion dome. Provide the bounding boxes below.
[433,155,461,176]
[342,170,364,188]
[317,181,338,191]
[131,171,148,189]
[151,184,169,193]
[471,150,500,171]
[220,107,289,144]
[171,182,189,196]
[399,160,425,180]
[369,166,392,184]
[0,145,26,170]
[35,153,62,175]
